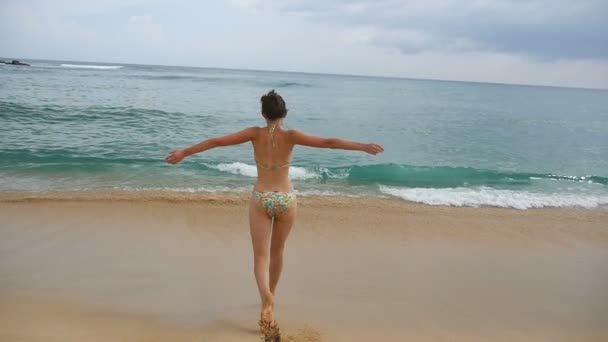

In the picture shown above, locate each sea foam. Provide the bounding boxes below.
[208,162,320,180]
[61,64,123,70]
[379,185,608,209]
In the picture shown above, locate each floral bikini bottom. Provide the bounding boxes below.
[253,190,297,218]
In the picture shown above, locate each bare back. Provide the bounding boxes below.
[251,125,295,192]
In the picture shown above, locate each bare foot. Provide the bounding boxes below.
[259,293,280,341]
[261,293,274,324]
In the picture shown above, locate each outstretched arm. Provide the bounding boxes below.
[166,127,256,164]
[289,130,384,155]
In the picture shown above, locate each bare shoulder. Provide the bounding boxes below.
[287,128,304,137]
[245,126,261,136]
[286,128,303,142]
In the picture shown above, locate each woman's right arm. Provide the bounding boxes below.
[289,130,384,155]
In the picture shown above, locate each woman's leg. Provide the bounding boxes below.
[269,204,296,295]
[249,198,274,321]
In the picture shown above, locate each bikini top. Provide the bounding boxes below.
[256,123,290,171]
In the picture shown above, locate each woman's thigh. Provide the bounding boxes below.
[271,202,297,250]
[249,198,273,256]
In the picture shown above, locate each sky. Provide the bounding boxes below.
[1,0,607,89]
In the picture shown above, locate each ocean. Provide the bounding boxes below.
[1,59,607,209]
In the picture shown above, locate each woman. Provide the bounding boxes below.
[166,90,383,340]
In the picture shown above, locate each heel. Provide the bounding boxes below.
[259,318,281,342]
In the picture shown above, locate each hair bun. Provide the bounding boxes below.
[261,89,277,103]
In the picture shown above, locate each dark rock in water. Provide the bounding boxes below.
[2,60,30,66]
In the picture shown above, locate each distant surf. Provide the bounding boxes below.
[61,64,123,70]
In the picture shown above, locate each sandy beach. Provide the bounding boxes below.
[1,192,607,341]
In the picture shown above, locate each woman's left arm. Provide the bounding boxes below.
[166,127,256,164]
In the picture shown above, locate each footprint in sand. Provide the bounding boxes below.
[281,326,322,342]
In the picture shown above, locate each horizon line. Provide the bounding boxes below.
[3,56,607,92]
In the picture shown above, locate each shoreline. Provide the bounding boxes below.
[1,189,607,210]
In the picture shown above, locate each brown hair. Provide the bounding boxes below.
[260,90,287,121]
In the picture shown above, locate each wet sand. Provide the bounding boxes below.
[1,192,607,341]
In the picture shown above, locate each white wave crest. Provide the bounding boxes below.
[379,185,608,209]
[297,189,361,197]
[209,162,320,180]
[61,64,123,70]
[289,166,321,180]
[213,162,258,177]
[116,185,252,193]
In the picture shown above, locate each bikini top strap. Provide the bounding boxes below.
[256,161,290,170]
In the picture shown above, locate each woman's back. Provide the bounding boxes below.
[252,125,294,192]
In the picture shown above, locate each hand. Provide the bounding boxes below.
[165,149,186,164]
[363,143,384,155]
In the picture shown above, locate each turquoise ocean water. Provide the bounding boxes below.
[1,60,607,209]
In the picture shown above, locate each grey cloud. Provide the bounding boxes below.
[245,0,608,60]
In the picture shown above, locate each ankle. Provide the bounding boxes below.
[262,292,273,307]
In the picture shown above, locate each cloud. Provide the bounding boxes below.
[1,0,153,17]
[127,15,167,43]
[343,26,480,54]
[231,0,608,60]
[0,4,102,60]
[229,0,265,11]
